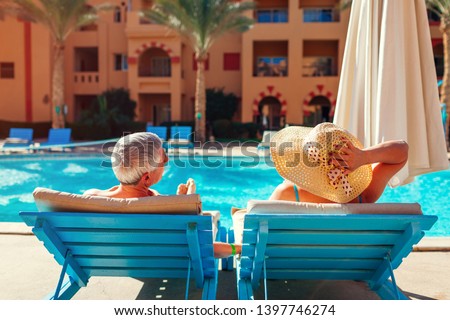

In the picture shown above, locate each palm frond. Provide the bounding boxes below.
[66,2,113,39]
[1,0,110,41]
[427,0,450,24]
[142,0,254,57]
[0,0,48,24]
[141,0,201,49]
[427,0,446,14]
[205,2,254,46]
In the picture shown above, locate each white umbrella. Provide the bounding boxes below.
[334,0,448,186]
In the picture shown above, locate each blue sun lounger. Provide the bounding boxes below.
[40,128,72,146]
[2,128,34,148]
[147,126,169,150]
[235,202,437,300]
[38,128,73,152]
[20,212,218,300]
[168,126,194,148]
[146,125,168,141]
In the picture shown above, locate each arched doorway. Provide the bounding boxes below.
[139,47,171,77]
[256,96,283,130]
[303,95,332,127]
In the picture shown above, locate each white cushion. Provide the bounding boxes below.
[247,200,422,215]
[232,200,422,244]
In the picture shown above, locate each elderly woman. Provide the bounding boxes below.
[269,123,409,204]
[84,132,240,258]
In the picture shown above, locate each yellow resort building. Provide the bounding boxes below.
[0,0,445,132]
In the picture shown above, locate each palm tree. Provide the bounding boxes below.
[0,0,111,128]
[141,0,255,142]
[427,0,450,147]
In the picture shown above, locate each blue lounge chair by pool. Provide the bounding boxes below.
[234,201,437,300]
[20,211,218,300]
[168,126,194,148]
[3,128,34,148]
[40,128,72,146]
[146,125,168,141]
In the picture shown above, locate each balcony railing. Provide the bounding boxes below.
[74,72,99,83]
[254,57,288,77]
[303,8,340,23]
[302,57,337,77]
[256,8,288,23]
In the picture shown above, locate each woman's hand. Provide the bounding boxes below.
[330,138,367,174]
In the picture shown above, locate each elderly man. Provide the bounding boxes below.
[84,132,195,197]
[84,132,240,258]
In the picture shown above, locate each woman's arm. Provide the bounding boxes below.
[331,139,408,172]
[331,139,409,202]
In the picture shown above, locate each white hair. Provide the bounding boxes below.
[111,132,163,185]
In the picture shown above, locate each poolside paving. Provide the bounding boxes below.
[1,223,449,300]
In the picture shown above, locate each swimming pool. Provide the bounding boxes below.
[0,154,449,236]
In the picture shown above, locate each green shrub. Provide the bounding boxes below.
[242,122,258,139]
[210,121,259,140]
[67,123,106,140]
[75,88,137,139]
[206,88,238,123]
[212,119,232,138]
[67,121,147,140]
[90,88,136,121]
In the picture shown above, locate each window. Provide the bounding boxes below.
[256,8,288,23]
[0,62,14,79]
[256,57,287,77]
[75,47,99,72]
[151,57,171,76]
[114,54,128,71]
[113,6,121,23]
[223,53,240,71]
[302,57,337,77]
[303,8,339,23]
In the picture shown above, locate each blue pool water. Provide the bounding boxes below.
[0,154,449,236]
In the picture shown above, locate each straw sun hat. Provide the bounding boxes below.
[270,122,373,203]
